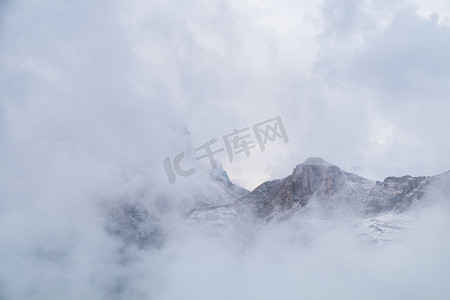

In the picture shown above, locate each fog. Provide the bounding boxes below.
[3,192,450,299]
[157,205,450,300]
[1,0,450,299]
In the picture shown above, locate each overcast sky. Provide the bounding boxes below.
[1,0,450,192]
[2,1,450,299]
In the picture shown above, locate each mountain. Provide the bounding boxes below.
[188,157,450,243]
[104,157,450,247]
[233,157,374,220]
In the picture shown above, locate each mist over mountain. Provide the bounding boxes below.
[91,157,450,299]
[95,155,450,254]
[2,0,450,299]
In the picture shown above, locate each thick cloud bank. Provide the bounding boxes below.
[1,0,450,299]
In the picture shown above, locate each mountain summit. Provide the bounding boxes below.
[234,157,374,220]
[299,157,335,167]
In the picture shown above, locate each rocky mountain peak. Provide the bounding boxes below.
[301,157,335,167]
[233,158,370,220]
[291,158,345,202]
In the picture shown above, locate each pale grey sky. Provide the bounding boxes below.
[1,1,450,299]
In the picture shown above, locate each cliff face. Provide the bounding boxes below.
[234,157,374,220]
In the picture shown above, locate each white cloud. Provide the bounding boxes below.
[1,0,450,298]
